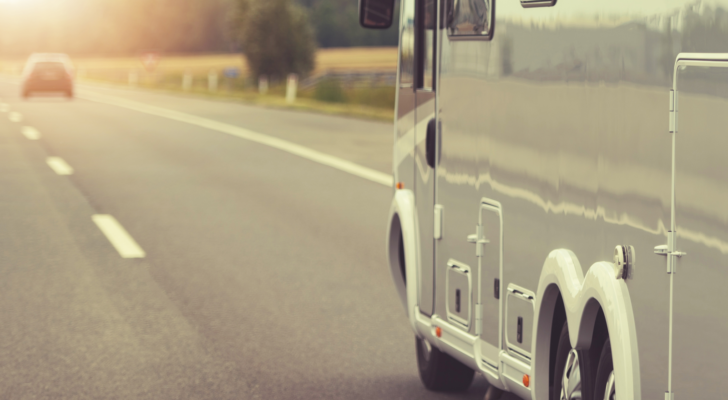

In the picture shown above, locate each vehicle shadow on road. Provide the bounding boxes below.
[394,377,521,400]
[322,374,522,400]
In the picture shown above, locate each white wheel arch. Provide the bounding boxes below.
[532,249,641,400]
[386,189,421,332]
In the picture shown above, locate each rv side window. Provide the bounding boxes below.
[400,0,415,88]
[446,0,494,39]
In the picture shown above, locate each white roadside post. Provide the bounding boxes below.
[182,72,193,91]
[140,52,160,85]
[208,70,218,92]
[258,75,268,95]
[128,70,139,86]
[286,73,298,104]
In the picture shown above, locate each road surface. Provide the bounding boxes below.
[0,81,512,399]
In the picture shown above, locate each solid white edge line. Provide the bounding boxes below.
[76,90,393,187]
[22,126,41,140]
[46,156,74,175]
[92,214,146,259]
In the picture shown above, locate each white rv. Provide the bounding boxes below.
[361,0,728,399]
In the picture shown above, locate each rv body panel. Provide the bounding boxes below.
[385,0,728,398]
[672,55,728,397]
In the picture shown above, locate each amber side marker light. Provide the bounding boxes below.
[435,327,442,337]
[523,374,530,388]
[396,182,404,189]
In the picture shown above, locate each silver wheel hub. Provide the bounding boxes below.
[560,349,582,400]
[603,371,616,400]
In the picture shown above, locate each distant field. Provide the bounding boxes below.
[0,47,398,121]
[0,47,397,75]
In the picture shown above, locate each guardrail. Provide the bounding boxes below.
[300,70,396,89]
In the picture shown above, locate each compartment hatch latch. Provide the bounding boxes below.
[467,224,489,257]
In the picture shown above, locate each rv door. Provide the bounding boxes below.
[414,0,438,315]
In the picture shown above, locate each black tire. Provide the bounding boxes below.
[593,339,615,400]
[416,336,474,392]
[552,322,596,400]
[66,90,74,99]
[22,91,30,99]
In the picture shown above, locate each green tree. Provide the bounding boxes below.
[301,0,399,48]
[230,0,316,79]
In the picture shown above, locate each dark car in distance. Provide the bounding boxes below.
[21,53,75,99]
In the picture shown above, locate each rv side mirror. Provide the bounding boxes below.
[359,0,395,29]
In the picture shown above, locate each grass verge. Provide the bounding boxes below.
[81,76,395,122]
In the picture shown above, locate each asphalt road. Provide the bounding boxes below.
[0,81,515,400]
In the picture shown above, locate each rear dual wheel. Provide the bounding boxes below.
[553,322,590,400]
[552,322,616,400]
[593,340,616,400]
[416,336,474,392]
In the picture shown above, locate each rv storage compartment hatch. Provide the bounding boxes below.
[446,260,472,329]
[505,284,535,359]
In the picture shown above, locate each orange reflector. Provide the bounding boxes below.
[523,374,530,387]
[396,182,404,190]
[435,327,442,338]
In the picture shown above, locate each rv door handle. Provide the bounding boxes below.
[426,118,437,168]
[467,234,489,244]
[468,232,489,257]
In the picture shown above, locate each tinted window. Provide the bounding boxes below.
[417,0,436,90]
[447,0,493,38]
[33,62,66,73]
[399,0,415,87]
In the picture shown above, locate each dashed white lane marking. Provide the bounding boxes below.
[22,126,41,140]
[78,91,393,187]
[0,103,8,112]
[8,111,22,122]
[92,214,146,259]
[46,157,74,175]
